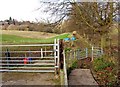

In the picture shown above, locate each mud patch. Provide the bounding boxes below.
[2,72,59,85]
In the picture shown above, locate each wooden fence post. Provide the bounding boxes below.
[63,50,68,86]
[59,39,64,69]
[92,46,94,61]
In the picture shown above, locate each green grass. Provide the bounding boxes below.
[1,33,70,44]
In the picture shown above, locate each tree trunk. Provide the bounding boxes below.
[101,35,105,48]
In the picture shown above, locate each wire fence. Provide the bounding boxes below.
[66,47,104,60]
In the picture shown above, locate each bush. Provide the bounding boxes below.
[92,55,117,86]
[43,28,53,33]
[93,56,114,71]
[52,28,62,34]
[65,47,71,52]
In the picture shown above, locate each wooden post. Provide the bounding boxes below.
[59,39,64,69]
[63,50,68,86]
[92,46,94,61]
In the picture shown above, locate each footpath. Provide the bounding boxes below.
[68,69,98,86]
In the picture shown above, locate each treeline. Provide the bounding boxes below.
[1,17,64,34]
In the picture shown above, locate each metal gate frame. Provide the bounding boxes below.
[0,39,60,73]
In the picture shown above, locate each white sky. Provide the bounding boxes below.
[0,0,50,22]
[0,0,119,22]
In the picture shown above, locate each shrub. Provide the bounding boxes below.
[65,47,71,52]
[43,28,53,33]
[52,28,62,34]
[92,55,117,86]
[93,56,115,71]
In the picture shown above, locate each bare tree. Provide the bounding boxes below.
[38,0,119,85]
[39,0,118,47]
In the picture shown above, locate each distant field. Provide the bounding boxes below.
[0,30,70,44]
[1,30,58,39]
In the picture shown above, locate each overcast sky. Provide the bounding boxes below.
[0,0,51,22]
[0,0,119,22]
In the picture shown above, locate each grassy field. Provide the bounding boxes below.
[1,33,69,44]
[1,30,58,39]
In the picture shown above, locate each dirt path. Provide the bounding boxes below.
[68,69,98,86]
[2,72,60,85]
